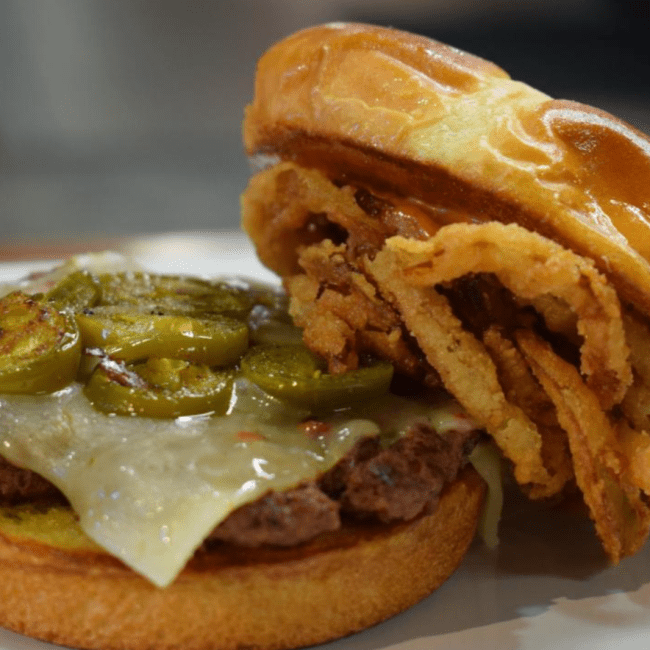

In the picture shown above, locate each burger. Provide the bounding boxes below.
[1,20,650,650]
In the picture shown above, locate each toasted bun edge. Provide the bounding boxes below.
[0,467,485,650]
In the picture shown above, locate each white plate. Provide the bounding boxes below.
[2,231,650,650]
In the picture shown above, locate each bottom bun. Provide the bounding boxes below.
[0,467,485,650]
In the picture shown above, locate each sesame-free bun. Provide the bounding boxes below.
[0,468,484,650]
[243,23,650,315]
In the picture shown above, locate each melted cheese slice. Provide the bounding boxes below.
[0,381,474,587]
[0,383,381,586]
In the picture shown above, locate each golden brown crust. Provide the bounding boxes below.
[244,23,650,316]
[515,329,650,562]
[0,468,484,650]
[376,224,631,411]
[365,224,650,561]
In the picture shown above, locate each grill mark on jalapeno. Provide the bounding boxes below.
[6,268,394,421]
[0,292,81,394]
[84,357,234,418]
[46,270,101,312]
[76,309,249,366]
[240,344,394,411]
[97,273,253,317]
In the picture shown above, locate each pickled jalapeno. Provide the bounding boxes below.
[1,264,396,420]
[245,282,303,346]
[76,309,249,366]
[0,292,81,393]
[248,304,304,346]
[46,270,101,312]
[241,344,394,411]
[97,273,253,317]
[84,357,234,418]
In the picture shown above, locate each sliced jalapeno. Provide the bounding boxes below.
[248,304,304,346]
[0,292,81,393]
[238,281,290,313]
[242,282,303,346]
[46,270,101,312]
[240,344,393,411]
[84,357,234,418]
[76,309,248,366]
[97,272,253,317]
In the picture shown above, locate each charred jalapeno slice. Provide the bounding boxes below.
[46,270,101,312]
[244,282,304,346]
[0,291,81,393]
[240,344,394,411]
[97,272,253,317]
[247,303,304,346]
[76,309,249,366]
[84,357,234,418]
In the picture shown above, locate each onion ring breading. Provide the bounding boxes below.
[617,311,650,498]
[482,327,573,498]
[366,250,558,493]
[619,422,650,497]
[620,310,650,433]
[286,239,430,380]
[242,162,395,278]
[516,329,650,563]
[514,294,581,347]
[379,222,631,411]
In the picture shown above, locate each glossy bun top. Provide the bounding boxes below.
[244,23,650,314]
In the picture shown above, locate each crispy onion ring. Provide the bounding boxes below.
[516,329,650,563]
[286,240,428,379]
[367,249,558,493]
[241,162,392,278]
[620,310,650,433]
[482,327,573,498]
[380,222,631,411]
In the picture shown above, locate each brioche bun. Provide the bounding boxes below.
[243,22,650,315]
[0,468,484,650]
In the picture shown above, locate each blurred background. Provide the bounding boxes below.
[1,0,648,250]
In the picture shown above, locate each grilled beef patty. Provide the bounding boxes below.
[0,424,479,547]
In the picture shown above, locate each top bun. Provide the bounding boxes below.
[244,23,650,315]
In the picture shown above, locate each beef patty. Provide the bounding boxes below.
[0,424,480,548]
